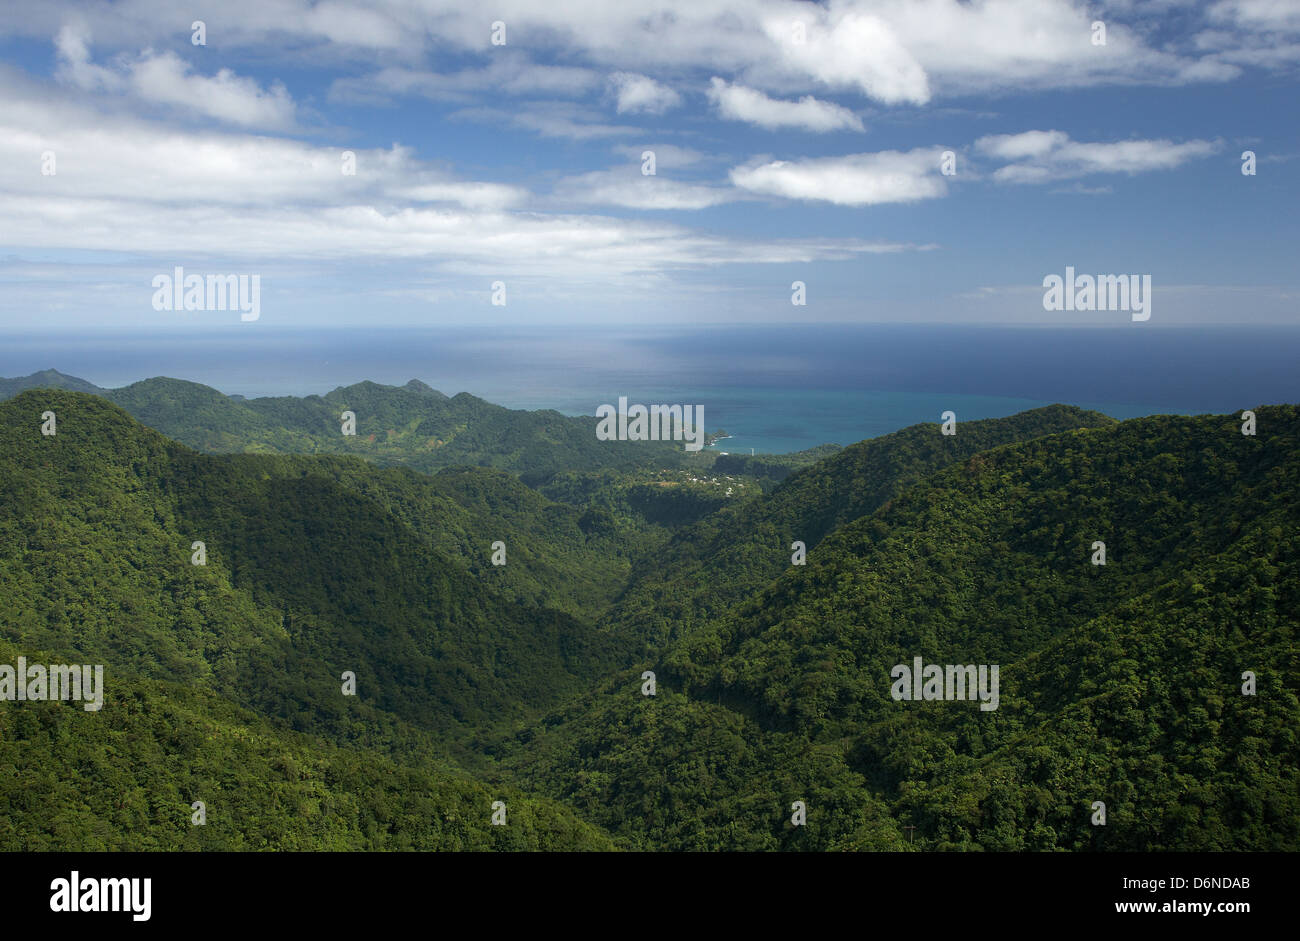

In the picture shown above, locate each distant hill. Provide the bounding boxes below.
[0,369,103,398]
[1,372,705,485]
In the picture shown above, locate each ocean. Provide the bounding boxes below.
[3,323,1297,454]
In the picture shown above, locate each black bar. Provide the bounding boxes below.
[3,851,1281,928]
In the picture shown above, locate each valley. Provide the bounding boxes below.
[0,375,1295,852]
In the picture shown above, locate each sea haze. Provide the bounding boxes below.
[4,324,1297,454]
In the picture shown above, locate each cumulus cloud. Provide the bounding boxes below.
[55,24,295,129]
[8,0,1270,109]
[0,81,519,212]
[760,6,930,104]
[976,129,1069,161]
[1197,0,1300,67]
[730,148,948,206]
[0,76,930,284]
[706,78,864,132]
[977,130,1221,182]
[53,23,121,92]
[608,72,681,114]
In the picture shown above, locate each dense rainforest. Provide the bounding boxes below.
[0,373,1295,851]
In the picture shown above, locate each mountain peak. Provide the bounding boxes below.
[0,369,104,399]
[404,379,447,398]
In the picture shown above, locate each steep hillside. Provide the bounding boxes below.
[604,404,1116,651]
[502,407,1300,850]
[0,391,622,754]
[0,636,614,851]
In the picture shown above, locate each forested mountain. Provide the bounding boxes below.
[500,407,1300,850]
[603,405,1115,651]
[0,372,702,484]
[0,635,613,851]
[0,369,104,398]
[1,381,1295,852]
[0,391,626,758]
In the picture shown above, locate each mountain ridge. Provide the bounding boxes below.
[1,379,1295,851]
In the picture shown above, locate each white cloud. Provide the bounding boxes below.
[608,72,681,114]
[859,0,1239,94]
[7,0,1267,110]
[0,193,926,279]
[977,130,1221,182]
[300,0,408,49]
[706,78,864,132]
[760,6,930,104]
[1210,0,1300,31]
[0,81,519,213]
[128,52,296,129]
[55,24,295,129]
[975,129,1069,161]
[730,148,947,206]
[53,23,121,92]
[400,182,531,211]
[0,76,930,286]
[551,170,734,211]
[1197,0,1300,67]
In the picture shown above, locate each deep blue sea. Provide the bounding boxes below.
[3,324,1297,454]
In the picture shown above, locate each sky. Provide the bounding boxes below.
[0,0,1297,331]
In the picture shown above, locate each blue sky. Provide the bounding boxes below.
[0,0,1296,330]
